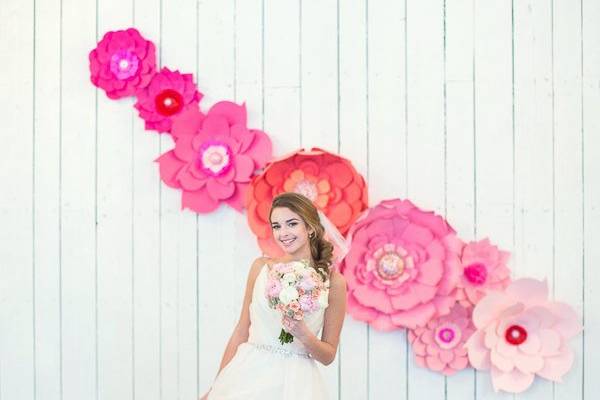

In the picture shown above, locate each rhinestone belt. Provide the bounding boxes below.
[247,342,312,359]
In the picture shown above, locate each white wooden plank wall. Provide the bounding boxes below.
[0,0,599,399]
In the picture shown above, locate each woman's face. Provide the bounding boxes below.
[270,206,313,255]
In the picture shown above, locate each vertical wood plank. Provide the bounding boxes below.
[338,1,370,398]
[553,0,584,399]
[582,1,600,399]
[0,0,34,399]
[61,0,99,398]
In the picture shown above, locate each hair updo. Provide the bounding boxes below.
[269,192,334,281]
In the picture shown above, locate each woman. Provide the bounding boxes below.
[200,192,347,400]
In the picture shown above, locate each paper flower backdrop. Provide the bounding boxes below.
[134,67,202,133]
[246,148,368,257]
[466,278,582,393]
[339,199,461,330]
[156,102,272,213]
[88,27,583,394]
[89,28,156,99]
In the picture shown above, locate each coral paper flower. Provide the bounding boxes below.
[156,101,272,213]
[246,148,368,257]
[89,28,156,99]
[134,67,202,133]
[408,303,475,375]
[465,278,582,393]
[450,238,512,308]
[340,199,461,330]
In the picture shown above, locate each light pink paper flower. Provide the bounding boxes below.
[466,278,582,393]
[449,238,512,307]
[134,67,202,133]
[89,28,157,99]
[156,102,272,213]
[339,199,462,330]
[408,303,475,375]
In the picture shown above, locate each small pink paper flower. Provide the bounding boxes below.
[340,199,461,331]
[465,278,582,393]
[156,101,272,213]
[134,67,202,133]
[408,304,475,375]
[89,28,156,99]
[449,238,512,307]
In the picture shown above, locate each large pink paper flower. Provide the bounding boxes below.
[246,148,368,257]
[450,238,512,307]
[340,199,461,330]
[89,28,156,99]
[408,303,475,375]
[156,101,272,213]
[466,278,582,393]
[134,67,202,133]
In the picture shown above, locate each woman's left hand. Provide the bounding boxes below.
[282,316,312,342]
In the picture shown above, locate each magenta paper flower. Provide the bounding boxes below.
[340,199,462,330]
[449,238,512,308]
[156,101,272,213]
[466,278,582,393]
[89,28,156,99]
[408,304,475,375]
[134,67,202,133]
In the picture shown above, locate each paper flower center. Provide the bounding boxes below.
[155,89,184,116]
[505,325,528,345]
[366,244,413,286]
[435,323,462,349]
[198,141,233,177]
[464,262,488,285]
[110,50,140,80]
[378,252,404,279]
[294,180,318,201]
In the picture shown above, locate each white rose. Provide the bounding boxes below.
[279,286,299,305]
[282,272,297,285]
[318,291,329,308]
[293,261,307,273]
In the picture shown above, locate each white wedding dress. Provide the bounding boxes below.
[207,263,330,400]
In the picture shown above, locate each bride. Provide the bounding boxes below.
[200,192,347,400]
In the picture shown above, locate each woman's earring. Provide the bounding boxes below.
[309,232,315,238]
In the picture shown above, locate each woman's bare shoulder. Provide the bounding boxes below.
[249,256,274,275]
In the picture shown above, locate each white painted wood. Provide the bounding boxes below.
[1,0,599,399]
[582,2,600,400]
[0,1,34,399]
[33,0,61,399]
[60,0,100,399]
[553,1,584,399]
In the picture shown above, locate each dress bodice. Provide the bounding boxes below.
[247,263,327,354]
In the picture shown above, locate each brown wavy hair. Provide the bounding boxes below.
[269,192,334,281]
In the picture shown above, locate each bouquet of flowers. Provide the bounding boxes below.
[264,259,330,344]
